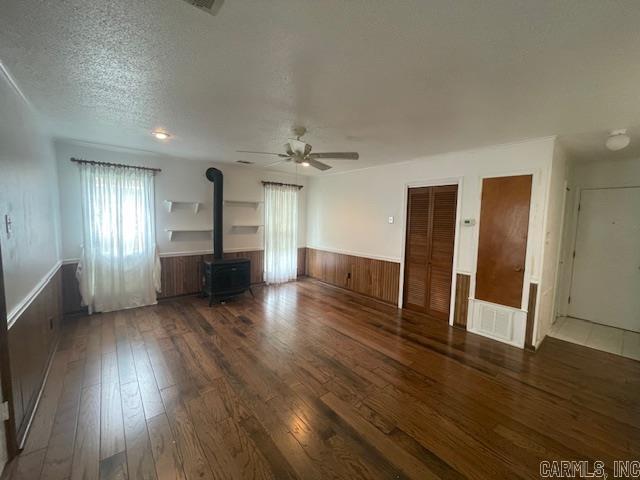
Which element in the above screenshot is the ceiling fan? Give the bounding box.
[237,127,359,171]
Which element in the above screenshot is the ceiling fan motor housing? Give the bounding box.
[287,139,309,156]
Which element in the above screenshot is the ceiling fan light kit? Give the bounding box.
[236,126,359,171]
[152,130,171,140]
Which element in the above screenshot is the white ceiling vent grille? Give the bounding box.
[182,0,224,16]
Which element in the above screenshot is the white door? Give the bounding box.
[569,187,640,331]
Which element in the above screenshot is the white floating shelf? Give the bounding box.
[224,200,262,207]
[164,200,203,214]
[165,228,212,240]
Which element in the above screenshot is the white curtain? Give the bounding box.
[264,183,299,284]
[77,163,160,313]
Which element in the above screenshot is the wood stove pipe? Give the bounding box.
[205,167,223,260]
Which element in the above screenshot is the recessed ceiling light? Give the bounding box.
[152,131,170,140]
[301,161,310,167]
[605,129,630,151]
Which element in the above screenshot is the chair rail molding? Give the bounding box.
[7,260,62,329]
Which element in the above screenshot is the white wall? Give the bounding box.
[0,63,62,472]
[0,67,61,323]
[55,140,307,261]
[555,156,640,317]
[308,137,554,276]
[534,142,569,345]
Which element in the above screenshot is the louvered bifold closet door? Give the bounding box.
[403,187,431,310]
[427,185,458,319]
[403,185,458,320]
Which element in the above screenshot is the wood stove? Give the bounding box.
[203,167,252,305]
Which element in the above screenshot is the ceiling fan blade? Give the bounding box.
[264,158,291,168]
[308,152,359,160]
[307,158,332,171]
[237,150,289,157]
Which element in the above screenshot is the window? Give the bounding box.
[77,163,160,313]
[263,183,299,284]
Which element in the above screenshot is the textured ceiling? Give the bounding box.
[1,0,640,174]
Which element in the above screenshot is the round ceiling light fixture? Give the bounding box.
[605,129,630,151]
[301,161,310,167]
[152,130,170,140]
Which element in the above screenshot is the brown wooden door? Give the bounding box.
[475,175,532,309]
[403,185,458,319]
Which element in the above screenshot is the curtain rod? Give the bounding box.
[70,157,162,173]
[261,181,303,190]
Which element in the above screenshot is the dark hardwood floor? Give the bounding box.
[3,278,639,480]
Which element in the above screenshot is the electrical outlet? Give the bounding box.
[388,216,394,224]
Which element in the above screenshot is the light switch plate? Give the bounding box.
[388,216,394,224]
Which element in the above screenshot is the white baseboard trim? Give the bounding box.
[7,260,62,329]
[156,247,308,257]
[158,250,214,258]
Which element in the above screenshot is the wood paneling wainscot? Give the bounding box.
[62,248,308,312]
[61,263,83,315]
[306,248,401,304]
[525,282,538,350]
[453,273,471,328]
[297,247,307,278]
[159,254,209,299]
[8,267,63,447]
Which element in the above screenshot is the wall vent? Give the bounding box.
[182,0,224,16]
[468,299,527,348]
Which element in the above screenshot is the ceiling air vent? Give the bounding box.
[236,160,254,165]
[182,0,224,16]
